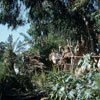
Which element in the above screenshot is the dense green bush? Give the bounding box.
[0,74,34,99]
[0,62,15,99]
[38,54,100,100]
[0,61,34,100]
[42,71,100,100]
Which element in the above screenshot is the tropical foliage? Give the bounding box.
[0,0,100,100]
[37,54,100,100]
[42,70,100,100]
[3,35,25,70]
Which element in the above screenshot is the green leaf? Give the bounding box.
[84,89,92,99]
[58,86,65,95]
[65,75,72,83]
[68,89,75,99]
[77,59,83,66]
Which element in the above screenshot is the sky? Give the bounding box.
[0,24,30,42]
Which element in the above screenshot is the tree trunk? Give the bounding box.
[82,15,94,52]
[98,0,100,12]
[90,36,94,52]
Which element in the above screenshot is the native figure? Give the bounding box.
[97,58,100,70]
[74,41,80,56]
[49,49,62,70]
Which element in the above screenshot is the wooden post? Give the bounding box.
[70,54,74,72]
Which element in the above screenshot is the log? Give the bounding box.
[2,89,45,100]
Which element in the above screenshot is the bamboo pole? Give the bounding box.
[66,56,100,58]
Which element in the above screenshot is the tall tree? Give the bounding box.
[4,35,25,69]
[0,0,100,52]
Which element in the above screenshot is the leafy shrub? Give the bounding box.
[43,71,100,100]
[0,62,15,100]
[0,61,34,99]
[77,53,96,71]
[39,54,100,100]
[0,74,34,94]
[0,62,9,81]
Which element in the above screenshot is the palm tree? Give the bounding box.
[4,35,25,70]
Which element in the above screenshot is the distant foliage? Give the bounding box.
[26,33,66,59]
[0,42,5,61]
